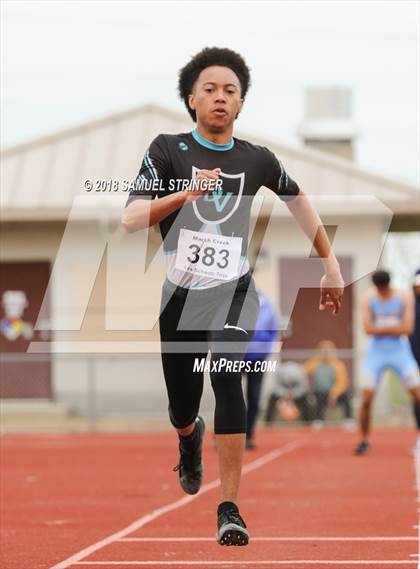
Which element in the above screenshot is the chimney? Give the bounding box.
[298,87,357,160]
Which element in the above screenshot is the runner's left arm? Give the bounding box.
[263,148,344,316]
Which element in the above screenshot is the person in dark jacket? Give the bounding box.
[243,290,279,449]
[265,361,311,424]
[410,269,420,428]
[410,269,420,363]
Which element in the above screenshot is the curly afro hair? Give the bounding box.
[372,270,391,288]
[178,47,251,122]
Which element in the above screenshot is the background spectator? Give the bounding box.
[304,340,352,427]
[265,361,311,424]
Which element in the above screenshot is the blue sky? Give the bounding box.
[1,0,419,185]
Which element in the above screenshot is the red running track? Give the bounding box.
[1,427,419,569]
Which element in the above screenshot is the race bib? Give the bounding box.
[175,228,242,281]
[375,314,400,327]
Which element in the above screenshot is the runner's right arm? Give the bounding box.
[122,136,219,233]
[123,191,186,233]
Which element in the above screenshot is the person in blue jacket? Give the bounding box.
[244,289,280,449]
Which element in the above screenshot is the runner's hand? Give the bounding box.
[319,271,344,316]
[183,168,221,203]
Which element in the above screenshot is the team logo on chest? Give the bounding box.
[203,186,233,212]
[191,166,245,224]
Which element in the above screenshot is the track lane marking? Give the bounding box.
[414,443,420,569]
[49,439,304,569]
[118,536,418,542]
[72,560,417,565]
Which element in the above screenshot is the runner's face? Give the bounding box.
[188,66,243,133]
[376,284,390,294]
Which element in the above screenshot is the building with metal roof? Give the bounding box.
[1,102,418,422]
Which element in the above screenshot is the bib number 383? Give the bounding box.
[175,228,242,281]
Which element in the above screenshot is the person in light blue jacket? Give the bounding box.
[244,290,279,449]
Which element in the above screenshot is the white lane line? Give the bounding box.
[49,439,304,569]
[73,561,417,566]
[414,442,420,569]
[119,536,418,542]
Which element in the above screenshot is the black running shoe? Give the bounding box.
[354,441,370,455]
[245,438,255,450]
[216,504,249,546]
[173,416,205,495]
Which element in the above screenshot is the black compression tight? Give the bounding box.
[159,274,259,435]
[161,351,247,434]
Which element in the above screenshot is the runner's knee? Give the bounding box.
[210,366,246,434]
[361,394,374,410]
